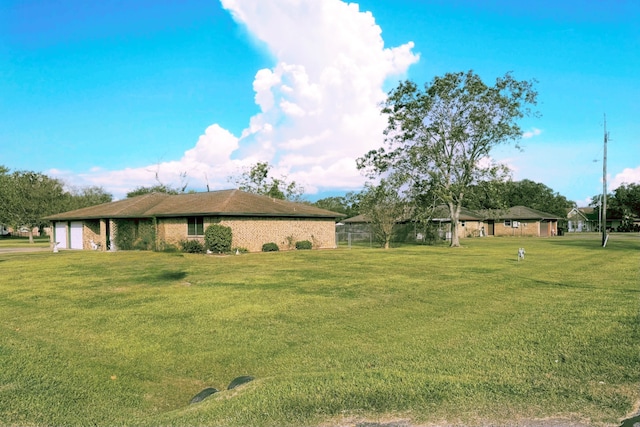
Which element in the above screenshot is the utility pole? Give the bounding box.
[602,114,608,247]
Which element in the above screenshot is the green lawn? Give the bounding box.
[0,236,50,248]
[0,234,638,426]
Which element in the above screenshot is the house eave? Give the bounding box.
[152,212,341,219]
[46,212,342,221]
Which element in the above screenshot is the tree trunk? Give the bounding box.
[449,203,461,247]
[28,229,34,244]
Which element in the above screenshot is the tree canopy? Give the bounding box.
[64,186,113,210]
[465,179,575,218]
[312,192,361,218]
[610,183,640,217]
[0,166,113,242]
[591,183,640,231]
[358,70,538,247]
[0,169,67,242]
[229,162,304,202]
[127,184,180,198]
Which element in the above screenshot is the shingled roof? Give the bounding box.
[479,206,560,220]
[45,190,344,221]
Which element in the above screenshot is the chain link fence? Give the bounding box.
[336,222,447,248]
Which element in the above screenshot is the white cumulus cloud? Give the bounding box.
[522,127,542,139]
[610,166,640,190]
[63,0,419,198]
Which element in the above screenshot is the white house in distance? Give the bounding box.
[567,207,595,232]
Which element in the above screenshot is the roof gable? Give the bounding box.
[567,207,589,220]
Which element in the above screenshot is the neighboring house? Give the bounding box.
[339,212,428,244]
[44,190,343,252]
[342,205,560,241]
[339,214,373,234]
[337,214,374,246]
[567,207,595,232]
[429,206,486,238]
[571,206,639,232]
[340,206,486,242]
[480,206,560,237]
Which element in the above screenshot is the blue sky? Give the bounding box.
[1,0,638,205]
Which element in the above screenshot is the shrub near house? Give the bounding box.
[204,224,232,253]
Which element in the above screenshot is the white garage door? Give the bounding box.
[70,221,83,249]
[54,222,67,249]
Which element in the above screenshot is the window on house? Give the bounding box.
[187,217,204,236]
[504,220,512,227]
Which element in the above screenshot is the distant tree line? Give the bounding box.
[590,183,640,232]
[0,165,112,242]
[464,179,576,219]
[312,179,576,222]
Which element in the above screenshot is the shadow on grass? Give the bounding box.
[130,270,188,285]
[155,270,188,282]
[516,277,640,294]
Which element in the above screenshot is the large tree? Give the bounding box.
[0,168,67,243]
[230,162,304,202]
[611,183,640,217]
[358,70,538,247]
[593,183,640,231]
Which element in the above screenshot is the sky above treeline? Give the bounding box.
[2,0,639,206]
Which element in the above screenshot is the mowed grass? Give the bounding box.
[0,236,50,248]
[0,234,638,426]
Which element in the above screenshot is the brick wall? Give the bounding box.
[157,217,184,245]
[157,216,336,252]
[458,220,484,238]
[493,221,540,237]
[83,220,101,250]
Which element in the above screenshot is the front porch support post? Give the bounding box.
[109,219,117,251]
[99,219,108,251]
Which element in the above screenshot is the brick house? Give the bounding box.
[44,190,343,252]
[429,205,487,238]
[341,205,560,241]
[480,206,560,237]
[340,206,487,243]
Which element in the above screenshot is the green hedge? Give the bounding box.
[261,242,279,252]
[180,240,205,254]
[114,219,155,251]
[204,224,232,253]
[295,240,312,250]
